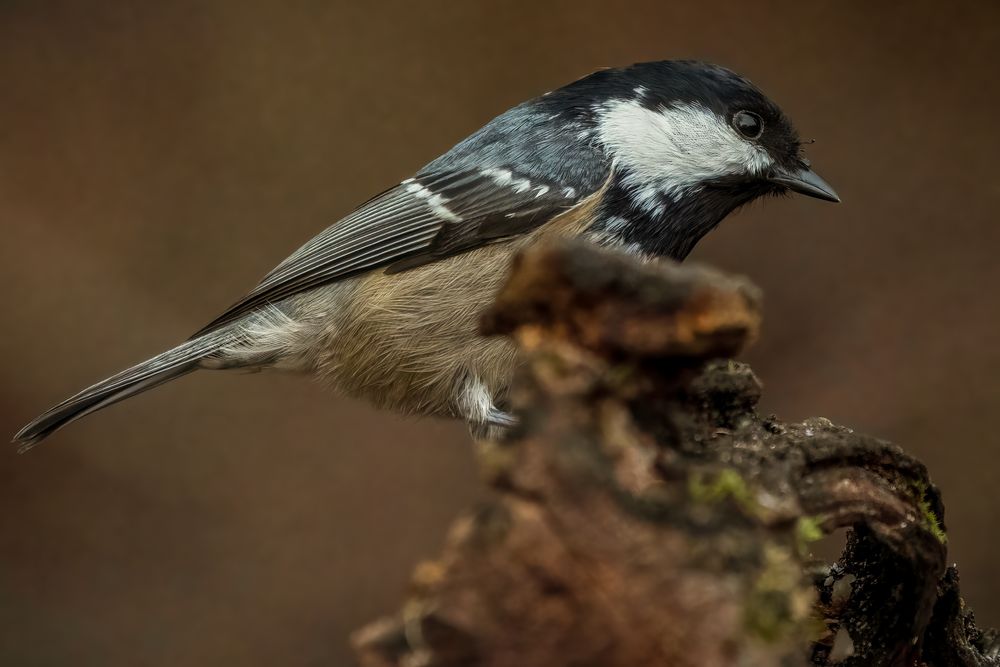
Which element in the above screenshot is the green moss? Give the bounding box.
[914,481,947,545]
[743,545,816,644]
[795,516,825,556]
[689,468,752,507]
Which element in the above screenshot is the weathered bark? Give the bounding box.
[352,240,998,667]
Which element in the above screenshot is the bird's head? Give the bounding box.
[553,61,839,258]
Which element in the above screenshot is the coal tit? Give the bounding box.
[15,60,838,449]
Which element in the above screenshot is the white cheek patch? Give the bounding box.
[595,99,773,211]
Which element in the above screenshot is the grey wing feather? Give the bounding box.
[191,168,594,337]
[192,101,612,337]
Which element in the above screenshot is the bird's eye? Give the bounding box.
[733,110,764,139]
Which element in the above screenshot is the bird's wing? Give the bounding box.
[192,167,597,336]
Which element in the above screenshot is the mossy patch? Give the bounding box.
[743,544,817,644]
[913,481,947,545]
[795,516,825,557]
[689,468,752,507]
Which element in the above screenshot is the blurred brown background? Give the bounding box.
[1,1,997,664]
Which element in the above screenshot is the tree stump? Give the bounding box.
[352,240,998,667]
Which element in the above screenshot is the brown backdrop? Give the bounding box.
[1,1,997,664]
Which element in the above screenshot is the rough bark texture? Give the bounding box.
[352,240,999,667]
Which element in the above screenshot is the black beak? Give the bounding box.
[769,165,840,203]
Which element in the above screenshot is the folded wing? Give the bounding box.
[191,167,593,336]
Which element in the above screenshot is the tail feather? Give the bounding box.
[13,330,233,452]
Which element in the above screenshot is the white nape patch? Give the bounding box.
[404,180,462,223]
[595,99,773,212]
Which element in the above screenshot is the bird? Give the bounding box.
[14,60,839,451]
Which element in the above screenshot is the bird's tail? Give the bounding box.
[13,329,235,452]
